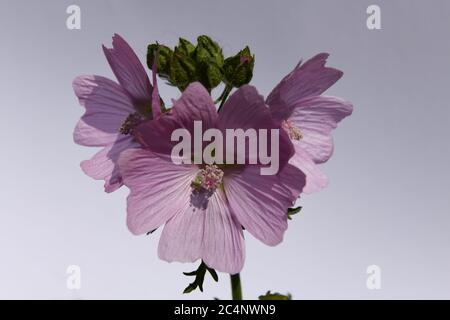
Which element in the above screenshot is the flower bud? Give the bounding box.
[223,46,254,87]
[197,61,223,90]
[195,35,224,67]
[170,45,198,90]
[194,35,224,90]
[177,38,196,57]
[147,43,173,80]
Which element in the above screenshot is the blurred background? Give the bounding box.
[0,0,449,299]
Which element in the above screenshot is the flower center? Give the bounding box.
[189,165,224,210]
[119,112,142,135]
[191,164,224,192]
[282,120,303,140]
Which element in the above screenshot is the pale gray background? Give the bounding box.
[0,0,449,299]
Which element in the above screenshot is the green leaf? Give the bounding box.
[259,291,292,300]
[183,261,219,294]
[287,206,302,220]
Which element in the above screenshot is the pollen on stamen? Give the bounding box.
[282,120,303,140]
[119,112,141,135]
[190,165,224,210]
[191,164,224,192]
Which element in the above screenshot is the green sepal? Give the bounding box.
[287,206,302,220]
[183,261,219,294]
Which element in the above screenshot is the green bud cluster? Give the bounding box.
[147,35,254,92]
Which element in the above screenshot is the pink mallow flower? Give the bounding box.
[118,82,306,274]
[73,34,160,192]
[266,53,353,194]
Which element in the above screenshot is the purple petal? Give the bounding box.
[73,75,134,137]
[135,82,218,155]
[267,53,343,121]
[218,85,294,171]
[151,50,162,119]
[102,34,152,103]
[158,189,245,274]
[218,85,270,130]
[170,82,218,134]
[73,119,117,147]
[288,96,353,163]
[223,164,305,246]
[118,148,199,235]
[290,141,328,194]
[81,135,137,193]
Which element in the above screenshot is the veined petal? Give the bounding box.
[118,148,199,235]
[170,82,218,134]
[288,96,353,163]
[223,164,305,246]
[218,85,294,171]
[290,141,328,194]
[73,75,134,136]
[267,53,343,122]
[218,85,271,131]
[102,34,152,102]
[158,189,245,274]
[134,82,218,155]
[151,50,162,119]
[202,190,245,274]
[74,119,117,147]
[80,135,136,193]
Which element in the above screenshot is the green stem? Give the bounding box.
[214,86,227,104]
[230,273,242,300]
[217,85,232,112]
